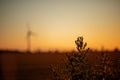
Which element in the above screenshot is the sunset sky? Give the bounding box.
[0,0,120,51]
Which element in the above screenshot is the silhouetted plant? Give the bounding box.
[50,36,90,80]
[65,36,90,80]
[93,51,115,80]
[50,36,118,80]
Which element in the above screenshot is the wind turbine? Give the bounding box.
[26,24,33,53]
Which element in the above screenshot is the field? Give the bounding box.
[0,51,120,80]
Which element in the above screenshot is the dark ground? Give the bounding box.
[0,51,120,80]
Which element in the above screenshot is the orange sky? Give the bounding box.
[0,0,120,51]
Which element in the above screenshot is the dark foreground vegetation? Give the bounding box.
[50,36,120,80]
[0,37,120,80]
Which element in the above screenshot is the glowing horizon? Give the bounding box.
[0,0,120,51]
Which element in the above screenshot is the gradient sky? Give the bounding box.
[0,0,120,51]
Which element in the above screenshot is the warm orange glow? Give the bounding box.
[0,1,120,51]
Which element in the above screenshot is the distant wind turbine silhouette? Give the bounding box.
[26,24,33,53]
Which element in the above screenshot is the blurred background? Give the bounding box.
[0,0,120,80]
[0,0,120,51]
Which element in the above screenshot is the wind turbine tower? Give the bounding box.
[27,24,32,53]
